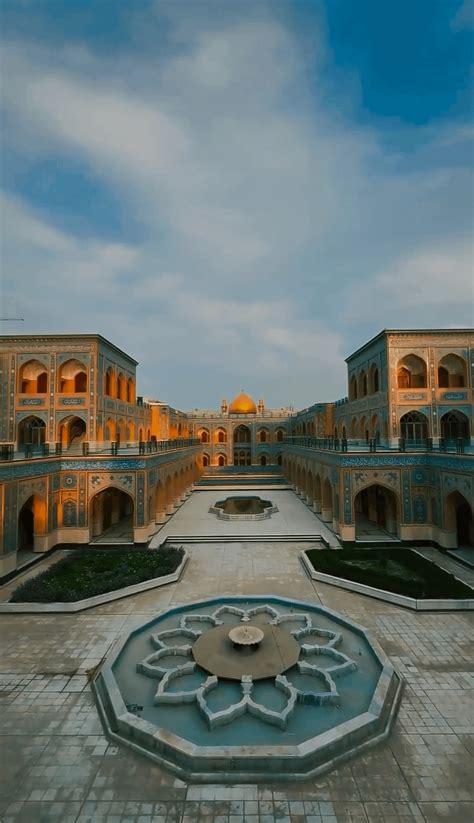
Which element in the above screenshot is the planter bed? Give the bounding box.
[302,548,474,611]
[0,547,187,613]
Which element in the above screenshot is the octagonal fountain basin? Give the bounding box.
[209,496,278,520]
[93,596,402,783]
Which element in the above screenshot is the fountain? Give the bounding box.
[93,595,402,782]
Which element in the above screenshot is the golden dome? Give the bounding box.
[228,390,257,415]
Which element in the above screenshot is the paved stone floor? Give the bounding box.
[1,490,473,822]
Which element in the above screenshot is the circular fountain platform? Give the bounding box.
[93,595,402,782]
[193,623,300,679]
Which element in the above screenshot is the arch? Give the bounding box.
[217,453,227,467]
[116,419,125,442]
[18,494,47,551]
[18,416,46,446]
[445,491,473,547]
[215,428,227,444]
[106,419,116,441]
[260,454,268,466]
[202,453,210,467]
[234,424,251,444]
[349,375,357,401]
[58,415,87,449]
[400,410,429,443]
[127,420,136,441]
[350,417,358,438]
[358,371,368,397]
[276,453,283,466]
[117,373,127,401]
[258,428,269,443]
[105,367,117,398]
[369,364,380,394]
[370,413,380,441]
[199,428,210,444]
[440,410,470,443]
[127,377,135,403]
[90,486,134,541]
[438,354,467,388]
[58,359,87,393]
[275,428,285,442]
[354,483,399,537]
[165,475,174,510]
[397,354,427,389]
[19,359,48,394]
[322,478,333,522]
[307,469,314,503]
[359,416,368,442]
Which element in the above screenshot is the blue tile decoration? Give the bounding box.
[402,469,412,523]
[412,494,427,523]
[63,499,77,527]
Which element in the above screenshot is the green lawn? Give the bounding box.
[305,548,473,600]
[10,546,184,603]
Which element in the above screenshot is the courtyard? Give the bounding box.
[0,487,473,822]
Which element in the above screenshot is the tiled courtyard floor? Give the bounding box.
[0,490,473,823]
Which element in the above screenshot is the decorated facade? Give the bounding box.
[0,328,472,575]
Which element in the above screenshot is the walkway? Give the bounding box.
[0,487,473,823]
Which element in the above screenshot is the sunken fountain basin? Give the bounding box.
[209,495,278,520]
[93,595,402,783]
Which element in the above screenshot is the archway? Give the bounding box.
[397,354,427,388]
[200,429,210,444]
[438,354,467,388]
[354,484,399,538]
[19,360,48,394]
[155,481,166,523]
[91,487,134,541]
[58,416,87,449]
[445,491,473,548]
[18,416,46,447]
[260,454,268,466]
[202,453,210,467]
[215,428,227,444]
[321,478,333,522]
[314,474,322,512]
[440,411,470,444]
[18,494,47,552]
[233,425,251,466]
[217,454,227,467]
[400,411,429,444]
[58,359,87,393]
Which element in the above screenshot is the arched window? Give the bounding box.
[217,454,226,466]
[260,454,267,466]
[277,454,282,466]
[349,375,357,400]
[397,354,427,389]
[117,373,127,401]
[200,430,209,444]
[59,359,88,393]
[202,453,210,467]
[105,367,116,397]
[438,354,467,388]
[217,429,226,443]
[127,377,135,403]
[359,372,368,397]
[19,360,48,394]
[440,411,470,442]
[400,411,429,443]
[276,429,284,442]
[18,416,46,446]
[259,429,267,443]
[369,364,379,394]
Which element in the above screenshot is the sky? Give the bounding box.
[1,0,473,410]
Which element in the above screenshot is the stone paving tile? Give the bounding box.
[0,490,473,823]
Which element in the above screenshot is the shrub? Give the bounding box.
[305,548,473,600]
[10,546,184,603]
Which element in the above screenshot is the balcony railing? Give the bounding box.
[282,436,471,455]
[0,438,201,462]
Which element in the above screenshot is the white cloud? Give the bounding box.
[0,9,472,406]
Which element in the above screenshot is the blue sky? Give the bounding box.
[1,0,472,408]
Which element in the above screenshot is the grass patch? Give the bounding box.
[305,548,473,600]
[10,546,184,603]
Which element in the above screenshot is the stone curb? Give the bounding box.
[0,551,189,614]
[300,551,474,611]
